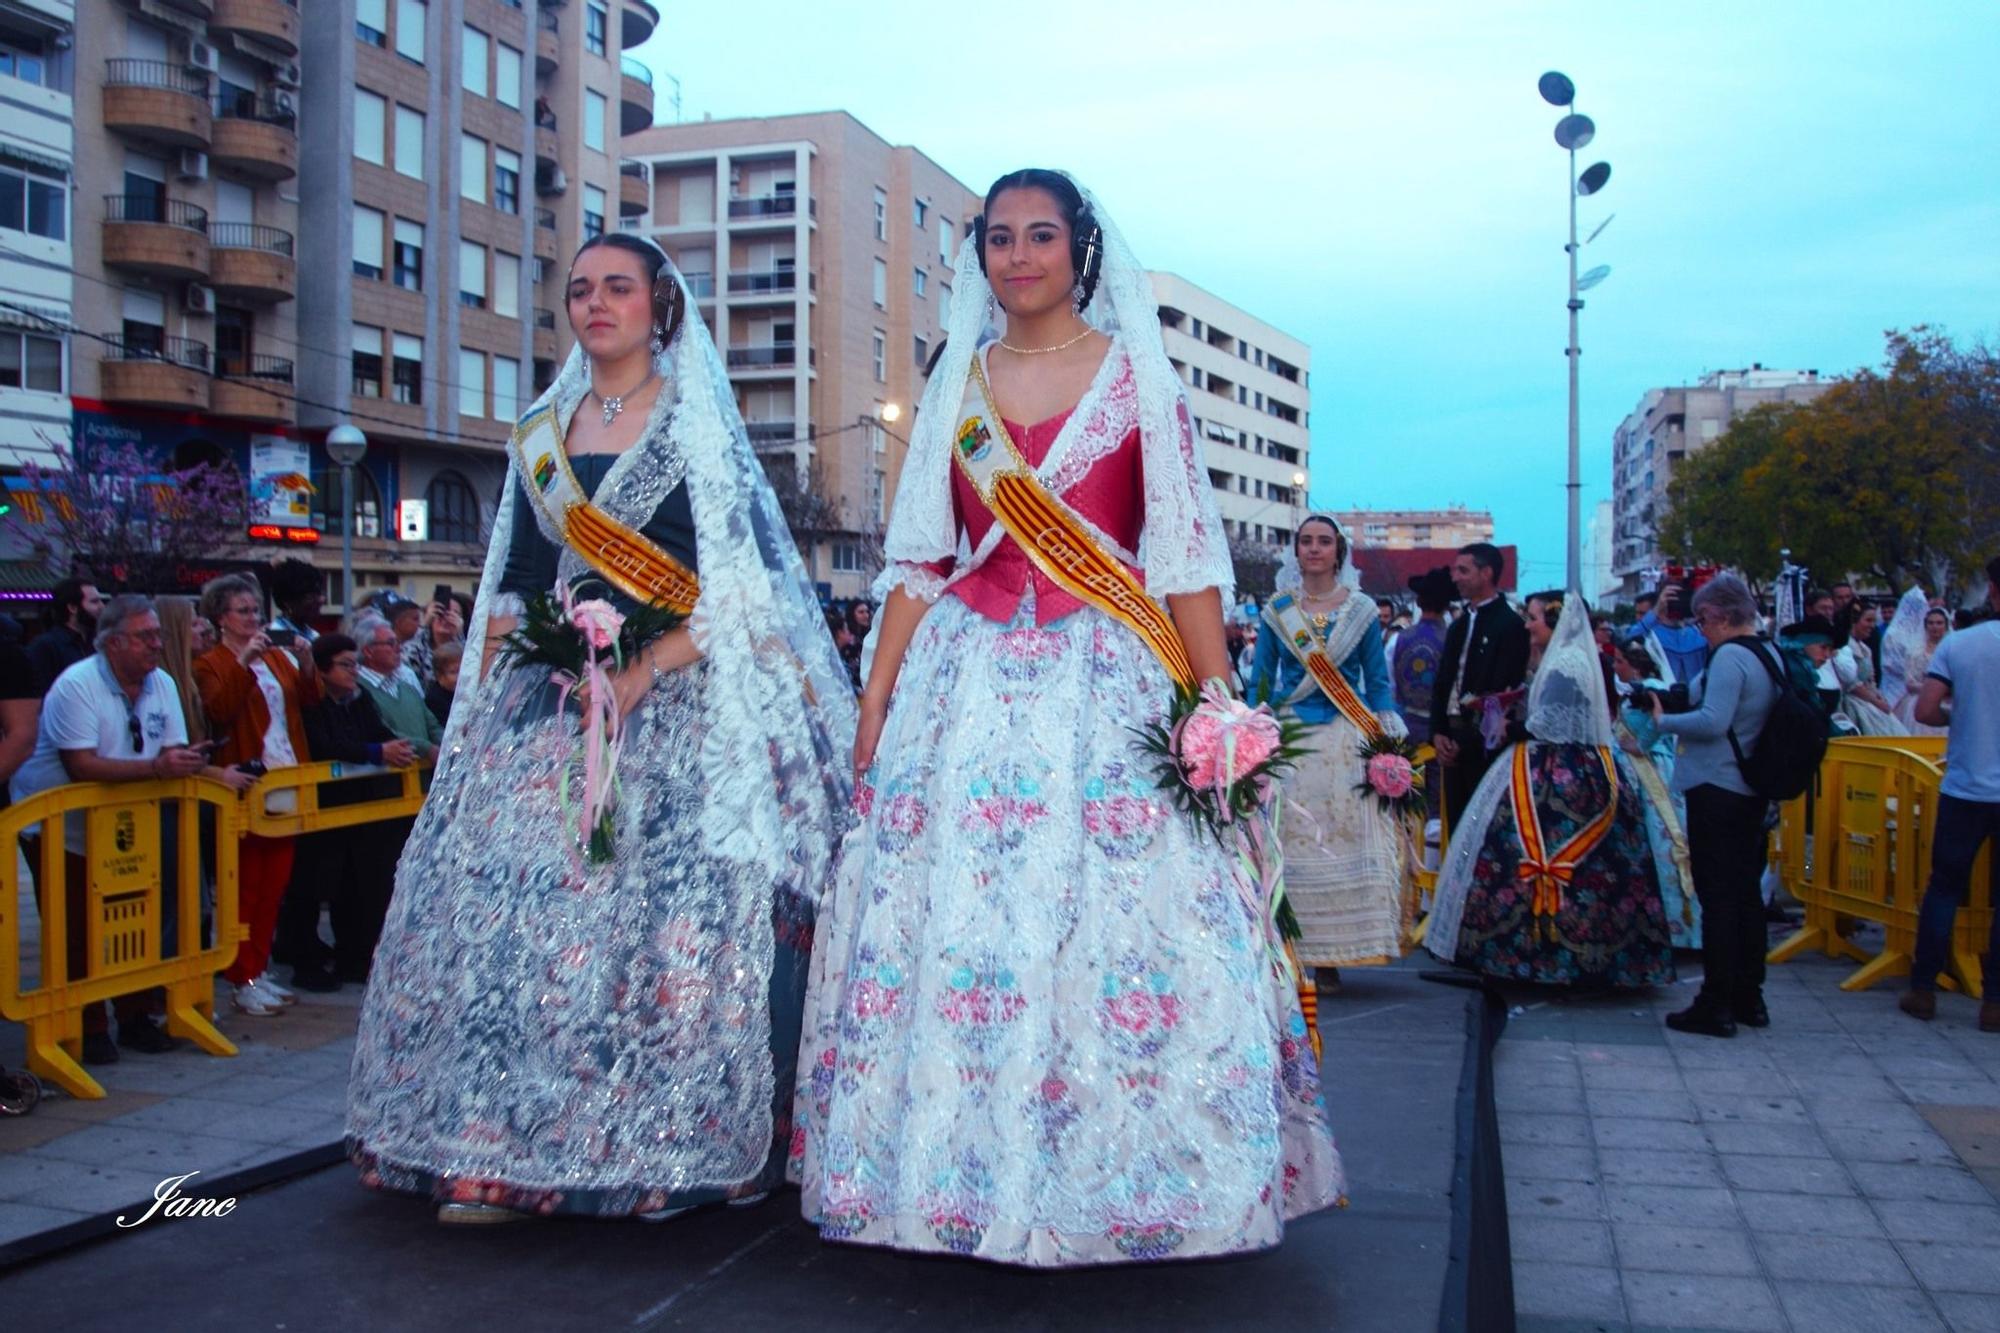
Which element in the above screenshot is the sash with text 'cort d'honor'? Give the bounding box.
[1262,593,1384,741]
[952,356,1196,688]
[508,403,700,615]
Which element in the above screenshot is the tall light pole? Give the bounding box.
[1539,71,1612,593]
[326,424,368,614]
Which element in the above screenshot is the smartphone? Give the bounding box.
[267,627,297,649]
[432,584,454,609]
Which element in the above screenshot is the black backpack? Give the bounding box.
[1721,637,1829,803]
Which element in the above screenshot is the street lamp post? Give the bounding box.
[1539,71,1613,593]
[325,424,368,614]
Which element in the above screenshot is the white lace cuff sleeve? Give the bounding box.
[486,591,525,621]
[873,561,950,604]
[1376,709,1410,741]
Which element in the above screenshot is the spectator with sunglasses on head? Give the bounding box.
[10,594,256,1064]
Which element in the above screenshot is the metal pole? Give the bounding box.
[1566,133,1582,592]
[340,461,355,616]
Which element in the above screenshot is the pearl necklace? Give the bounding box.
[999,326,1094,355]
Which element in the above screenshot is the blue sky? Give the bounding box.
[631,2,2000,587]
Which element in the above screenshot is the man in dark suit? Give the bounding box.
[1430,542,1531,828]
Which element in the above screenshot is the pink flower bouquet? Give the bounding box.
[1353,732,1426,818]
[1133,679,1308,843]
[495,579,685,864]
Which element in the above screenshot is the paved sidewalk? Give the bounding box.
[0,981,359,1243]
[1498,951,2000,1333]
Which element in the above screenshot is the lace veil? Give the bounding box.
[453,253,855,895]
[1877,585,1930,710]
[877,171,1232,606]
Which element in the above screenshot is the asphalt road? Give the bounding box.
[5,964,1466,1333]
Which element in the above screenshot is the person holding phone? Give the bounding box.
[1640,581,1710,685]
[194,573,319,1017]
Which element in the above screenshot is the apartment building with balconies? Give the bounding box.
[1154,272,1312,551]
[624,110,980,598]
[284,0,657,607]
[0,0,74,480]
[1609,364,1830,598]
[1326,507,1494,551]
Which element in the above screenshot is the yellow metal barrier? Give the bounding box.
[1,761,430,1100]
[1768,737,1990,994]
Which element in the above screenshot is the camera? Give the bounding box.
[266,628,297,649]
[1630,683,1693,715]
[233,760,268,778]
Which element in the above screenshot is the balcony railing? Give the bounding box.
[216,353,294,381]
[745,422,796,446]
[619,160,647,179]
[104,58,209,95]
[728,192,799,220]
[213,91,296,124]
[728,269,798,295]
[103,332,210,370]
[535,207,557,230]
[209,222,294,255]
[104,194,208,232]
[619,55,652,85]
[726,342,800,369]
[533,307,556,330]
[682,273,715,298]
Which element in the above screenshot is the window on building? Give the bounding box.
[313,464,383,539]
[354,88,386,165]
[913,267,927,297]
[585,1,608,54]
[392,333,423,404]
[496,43,522,108]
[425,470,480,544]
[938,284,951,328]
[912,197,927,228]
[0,330,62,393]
[873,468,886,524]
[352,205,385,279]
[872,258,886,308]
[872,187,886,242]
[458,349,485,417]
[913,334,927,367]
[355,0,387,45]
[493,250,520,319]
[493,355,520,421]
[351,323,383,397]
[0,32,52,87]
[583,185,605,241]
[460,132,487,203]
[394,0,426,63]
[459,240,487,309]
[494,147,520,214]
[939,217,951,263]
[871,330,886,382]
[584,91,606,152]
[392,217,423,290]
[393,104,425,179]
[831,543,861,574]
[0,160,67,242]
[461,25,488,96]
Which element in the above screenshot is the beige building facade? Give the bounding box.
[0,0,74,479]
[1153,272,1310,550]
[1610,365,1830,597]
[1327,507,1493,551]
[624,111,980,599]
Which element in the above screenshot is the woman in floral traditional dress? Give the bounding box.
[1426,589,1679,990]
[1248,515,1407,984]
[790,170,1342,1267]
[346,234,853,1223]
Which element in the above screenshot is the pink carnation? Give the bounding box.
[1176,690,1281,790]
[569,597,625,651]
[1366,752,1415,799]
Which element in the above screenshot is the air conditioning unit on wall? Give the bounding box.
[180,39,219,74]
[184,283,214,315]
[273,62,301,89]
[178,150,209,181]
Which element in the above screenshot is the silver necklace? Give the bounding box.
[592,373,653,426]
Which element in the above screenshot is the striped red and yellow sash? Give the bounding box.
[955,357,1195,688]
[1510,743,1620,919]
[1263,593,1384,741]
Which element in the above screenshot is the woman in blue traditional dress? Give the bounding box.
[1426,589,1679,990]
[1248,515,1408,976]
[790,170,1341,1268]
[347,234,853,1223]
[1612,641,1698,949]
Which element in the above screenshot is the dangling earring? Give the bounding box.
[1071,278,1086,312]
[650,326,667,356]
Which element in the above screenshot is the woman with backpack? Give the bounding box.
[1647,574,1795,1038]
